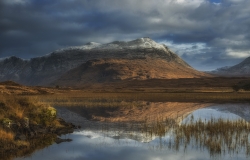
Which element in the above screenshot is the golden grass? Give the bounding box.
[138,115,250,156]
[177,118,250,156]
[15,109,24,119]
[34,91,250,108]
[0,129,14,141]
[15,140,30,147]
[0,95,64,159]
[0,95,56,125]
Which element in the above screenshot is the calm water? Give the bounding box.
[15,103,250,160]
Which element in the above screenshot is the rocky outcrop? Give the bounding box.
[2,117,76,141]
[0,117,78,159]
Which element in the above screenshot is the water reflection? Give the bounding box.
[15,103,250,160]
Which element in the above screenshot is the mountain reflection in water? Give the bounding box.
[15,103,250,160]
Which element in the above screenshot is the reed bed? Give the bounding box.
[137,115,250,157]
[139,115,177,138]
[178,118,250,155]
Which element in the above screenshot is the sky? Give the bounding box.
[1,0,250,71]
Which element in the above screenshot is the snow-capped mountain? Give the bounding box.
[0,38,209,86]
[210,57,250,76]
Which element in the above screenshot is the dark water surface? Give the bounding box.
[15,103,250,160]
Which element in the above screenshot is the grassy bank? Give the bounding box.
[36,91,250,107]
[0,95,74,160]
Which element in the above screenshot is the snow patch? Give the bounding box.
[46,38,167,56]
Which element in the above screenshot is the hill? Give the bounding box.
[0,38,210,86]
[210,57,250,76]
[0,81,54,95]
[54,58,209,87]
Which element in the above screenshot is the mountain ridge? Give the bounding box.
[210,57,250,76]
[0,37,209,86]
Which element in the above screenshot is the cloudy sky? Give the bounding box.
[1,0,250,71]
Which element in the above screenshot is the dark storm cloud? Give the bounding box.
[1,0,250,70]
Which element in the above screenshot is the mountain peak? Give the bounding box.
[128,37,156,46]
[53,38,164,54]
[110,37,154,44]
[131,37,153,42]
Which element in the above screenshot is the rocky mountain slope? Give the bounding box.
[0,38,209,86]
[54,58,209,87]
[210,57,250,76]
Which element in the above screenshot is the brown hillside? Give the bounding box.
[0,81,54,95]
[53,58,211,87]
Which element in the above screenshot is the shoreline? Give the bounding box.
[1,117,77,160]
[37,91,250,104]
[0,95,78,160]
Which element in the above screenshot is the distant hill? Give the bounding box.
[0,81,53,95]
[0,38,210,86]
[210,57,250,76]
[0,80,22,86]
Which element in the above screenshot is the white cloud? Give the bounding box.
[148,18,162,24]
[175,0,205,5]
[2,0,29,5]
[226,49,250,58]
[227,0,245,3]
[212,37,248,47]
[159,40,207,56]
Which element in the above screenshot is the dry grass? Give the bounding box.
[35,91,250,107]
[0,95,61,159]
[0,95,50,123]
[0,129,14,141]
[0,81,55,95]
[54,58,210,87]
[177,117,250,156]
[138,115,250,156]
